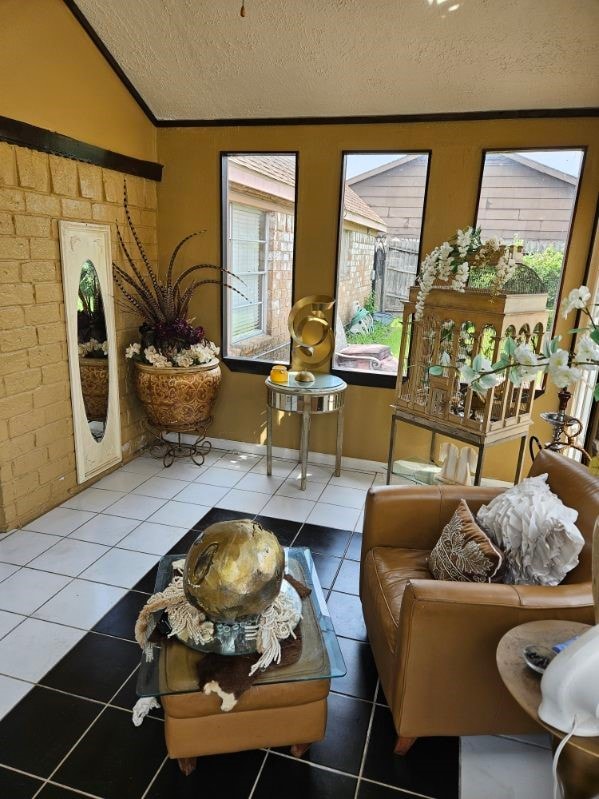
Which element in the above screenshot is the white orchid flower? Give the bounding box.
[561,285,591,319]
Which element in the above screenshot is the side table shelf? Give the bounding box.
[386,405,528,486]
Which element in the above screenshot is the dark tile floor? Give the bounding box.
[0,511,458,799]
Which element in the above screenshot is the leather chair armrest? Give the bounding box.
[403,578,593,609]
[390,578,594,737]
[362,484,505,554]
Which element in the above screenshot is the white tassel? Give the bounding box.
[249,590,302,676]
[132,697,160,726]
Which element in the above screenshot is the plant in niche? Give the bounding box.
[114,182,245,368]
[78,261,107,359]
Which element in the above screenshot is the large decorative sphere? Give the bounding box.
[183,519,284,622]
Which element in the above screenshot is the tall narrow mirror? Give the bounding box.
[78,260,109,441]
[60,222,121,483]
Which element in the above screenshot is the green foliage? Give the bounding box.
[363,291,377,315]
[347,318,403,357]
[522,245,564,310]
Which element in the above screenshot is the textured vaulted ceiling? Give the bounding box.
[73,0,599,121]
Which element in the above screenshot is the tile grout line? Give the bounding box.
[353,678,379,799]
[29,661,144,798]
[139,754,168,799]
[360,775,438,798]
[247,749,270,799]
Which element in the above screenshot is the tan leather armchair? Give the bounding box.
[360,449,599,753]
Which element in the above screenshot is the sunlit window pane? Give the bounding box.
[474,149,584,329]
[222,154,296,363]
[333,152,429,378]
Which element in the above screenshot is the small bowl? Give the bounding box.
[522,644,557,674]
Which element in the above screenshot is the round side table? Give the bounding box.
[265,372,347,490]
[497,620,599,799]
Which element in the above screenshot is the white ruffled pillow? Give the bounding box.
[476,474,584,586]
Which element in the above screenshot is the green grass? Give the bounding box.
[346,319,404,358]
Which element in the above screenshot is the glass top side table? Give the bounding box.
[265,372,347,489]
[137,547,347,698]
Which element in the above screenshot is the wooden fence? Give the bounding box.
[374,236,420,313]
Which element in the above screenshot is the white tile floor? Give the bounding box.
[0,447,555,797]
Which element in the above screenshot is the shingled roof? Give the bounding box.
[231,155,386,228]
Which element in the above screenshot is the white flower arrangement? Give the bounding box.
[78,339,108,358]
[415,227,519,321]
[439,285,599,397]
[125,339,220,369]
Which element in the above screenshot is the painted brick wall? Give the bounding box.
[0,142,158,532]
[337,228,376,326]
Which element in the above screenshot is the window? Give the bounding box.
[333,151,430,383]
[474,149,585,330]
[222,153,297,367]
[229,204,267,340]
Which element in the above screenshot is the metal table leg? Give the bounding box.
[266,404,273,476]
[300,407,311,490]
[474,445,485,486]
[429,431,436,463]
[335,404,344,477]
[386,412,397,485]
[514,435,526,484]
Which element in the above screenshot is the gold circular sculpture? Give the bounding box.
[288,295,335,380]
[183,519,285,622]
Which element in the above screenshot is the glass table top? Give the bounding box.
[266,372,347,394]
[136,547,347,698]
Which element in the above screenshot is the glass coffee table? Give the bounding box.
[137,546,346,698]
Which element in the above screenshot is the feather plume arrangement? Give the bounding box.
[113,181,247,367]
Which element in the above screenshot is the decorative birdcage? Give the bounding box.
[395,285,548,441]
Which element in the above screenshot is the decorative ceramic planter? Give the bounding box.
[133,359,222,431]
[79,357,109,421]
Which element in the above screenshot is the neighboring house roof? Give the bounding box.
[346,154,424,185]
[347,151,577,187]
[495,153,578,185]
[343,185,386,228]
[232,154,386,230]
[230,155,296,186]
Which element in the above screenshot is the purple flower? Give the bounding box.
[150,318,206,355]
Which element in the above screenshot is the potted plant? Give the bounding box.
[78,262,109,422]
[113,185,244,431]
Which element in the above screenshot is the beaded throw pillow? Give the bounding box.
[429,500,504,583]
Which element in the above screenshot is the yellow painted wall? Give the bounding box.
[157,119,599,480]
[0,0,156,161]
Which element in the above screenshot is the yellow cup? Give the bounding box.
[270,364,288,384]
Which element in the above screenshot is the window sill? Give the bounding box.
[331,367,396,389]
[222,357,288,376]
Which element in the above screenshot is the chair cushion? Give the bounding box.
[429,499,504,582]
[362,547,431,654]
[477,474,584,586]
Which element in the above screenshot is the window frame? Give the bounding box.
[331,149,432,389]
[220,151,299,375]
[472,145,588,395]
